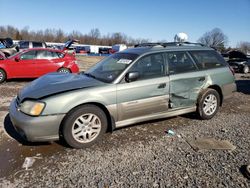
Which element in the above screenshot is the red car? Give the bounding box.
[0,48,79,83]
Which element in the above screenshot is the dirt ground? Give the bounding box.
[0,56,249,186]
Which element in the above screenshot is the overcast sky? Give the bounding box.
[1,0,250,47]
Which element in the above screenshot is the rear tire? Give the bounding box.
[61,105,108,148]
[0,69,6,83]
[197,89,220,120]
[58,67,70,73]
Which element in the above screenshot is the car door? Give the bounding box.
[35,50,62,76]
[166,51,206,108]
[11,50,38,78]
[116,53,169,121]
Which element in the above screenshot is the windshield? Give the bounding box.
[85,53,138,83]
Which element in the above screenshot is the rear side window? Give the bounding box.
[189,50,226,70]
[37,50,59,59]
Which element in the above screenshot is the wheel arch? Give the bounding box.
[59,102,115,136]
[57,67,72,73]
[0,67,7,80]
[206,85,223,106]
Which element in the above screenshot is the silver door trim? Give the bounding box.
[115,106,196,128]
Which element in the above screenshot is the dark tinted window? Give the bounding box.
[37,50,59,59]
[20,50,37,60]
[129,53,165,80]
[166,51,197,74]
[19,41,29,49]
[190,50,226,70]
[33,42,43,48]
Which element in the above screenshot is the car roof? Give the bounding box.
[21,48,62,53]
[120,43,214,56]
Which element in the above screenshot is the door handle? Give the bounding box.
[198,77,205,81]
[158,83,166,89]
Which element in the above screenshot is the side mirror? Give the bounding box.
[125,71,139,82]
[15,57,20,62]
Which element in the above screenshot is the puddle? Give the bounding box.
[0,133,66,178]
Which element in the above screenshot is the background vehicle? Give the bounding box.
[110,44,127,54]
[18,41,47,49]
[75,46,88,54]
[227,50,250,74]
[99,47,111,54]
[0,48,79,83]
[9,42,236,148]
[0,38,19,58]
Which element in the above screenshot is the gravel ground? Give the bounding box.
[0,65,249,187]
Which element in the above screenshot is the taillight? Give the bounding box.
[229,66,235,75]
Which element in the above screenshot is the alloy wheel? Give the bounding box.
[71,113,101,143]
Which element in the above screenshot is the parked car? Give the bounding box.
[9,42,236,148]
[227,50,250,74]
[0,48,79,83]
[0,38,19,58]
[62,39,79,55]
[18,41,47,49]
[110,44,127,54]
[75,46,88,54]
[99,47,111,54]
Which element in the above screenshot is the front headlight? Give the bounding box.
[20,100,45,116]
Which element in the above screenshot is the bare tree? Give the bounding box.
[0,25,151,46]
[198,28,228,51]
[237,41,250,54]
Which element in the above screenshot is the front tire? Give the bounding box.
[0,69,6,83]
[197,89,220,120]
[62,105,108,148]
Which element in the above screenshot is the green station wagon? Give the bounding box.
[9,42,236,148]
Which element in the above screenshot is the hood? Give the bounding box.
[64,39,79,49]
[18,73,104,101]
[228,50,247,60]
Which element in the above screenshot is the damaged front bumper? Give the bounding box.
[9,98,65,142]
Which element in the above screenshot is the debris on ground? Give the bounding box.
[187,138,236,151]
[166,129,175,136]
[22,156,42,170]
[22,157,36,170]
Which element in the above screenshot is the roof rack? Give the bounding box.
[134,43,163,48]
[134,42,205,48]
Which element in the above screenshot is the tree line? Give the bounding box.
[0,25,150,46]
[0,25,249,53]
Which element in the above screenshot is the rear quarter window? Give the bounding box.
[189,50,226,70]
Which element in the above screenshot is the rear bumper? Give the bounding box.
[9,99,65,142]
[222,82,237,100]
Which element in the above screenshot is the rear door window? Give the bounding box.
[33,42,43,48]
[166,51,197,74]
[189,50,226,70]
